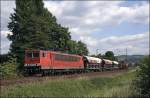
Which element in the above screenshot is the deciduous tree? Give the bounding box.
[104,51,117,60]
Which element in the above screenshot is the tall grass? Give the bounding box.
[1,70,137,97]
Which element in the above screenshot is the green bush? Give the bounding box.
[135,56,150,97]
[0,55,18,79]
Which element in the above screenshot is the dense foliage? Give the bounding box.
[90,51,117,61]
[7,0,88,72]
[0,54,9,63]
[134,56,150,97]
[0,54,18,79]
[68,40,88,55]
[103,51,117,61]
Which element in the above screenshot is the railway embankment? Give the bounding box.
[1,69,137,97]
[1,69,127,86]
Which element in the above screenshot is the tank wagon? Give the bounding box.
[24,50,125,75]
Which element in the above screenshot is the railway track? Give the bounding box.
[0,69,128,87]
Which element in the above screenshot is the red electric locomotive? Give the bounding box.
[24,50,84,75]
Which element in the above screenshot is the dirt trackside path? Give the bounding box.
[0,69,128,87]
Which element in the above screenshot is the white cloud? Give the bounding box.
[0,1,15,54]
[81,32,149,55]
[99,32,149,43]
[0,1,15,31]
[1,31,12,37]
[0,1,149,55]
[1,31,12,54]
[44,1,149,35]
[43,1,149,55]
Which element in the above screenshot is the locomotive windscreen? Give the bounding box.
[26,52,39,58]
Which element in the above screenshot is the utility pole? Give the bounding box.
[116,49,119,61]
[96,49,99,56]
[125,48,128,62]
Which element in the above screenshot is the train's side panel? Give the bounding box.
[40,51,52,69]
[50,52,84,69]
[39,51,84,70]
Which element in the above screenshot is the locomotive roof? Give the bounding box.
[50,51,82,57]
[25,50,82,57]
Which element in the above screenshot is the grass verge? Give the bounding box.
[1,69,137,97]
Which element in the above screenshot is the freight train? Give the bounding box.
[24,50,128,75]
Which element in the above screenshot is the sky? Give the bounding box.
[0,1,149,55]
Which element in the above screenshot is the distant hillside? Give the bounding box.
[116,55,145,63]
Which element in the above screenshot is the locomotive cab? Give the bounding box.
[24,50,40,65]
[24,50,41,74]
